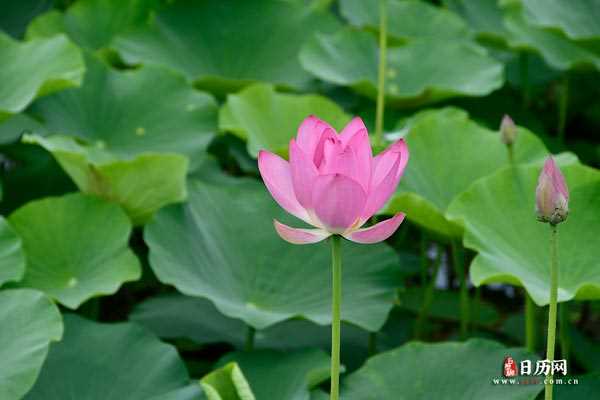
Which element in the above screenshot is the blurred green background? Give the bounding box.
[0,0,599,399]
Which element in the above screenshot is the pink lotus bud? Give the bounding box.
[536,157,569,225]
[258,115,409,244]
[500,114,517,146]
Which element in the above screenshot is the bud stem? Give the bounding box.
[374,0,388,148]
[245,326,255,351]
[545,224,559,400]
[507,144,514,165]
[525,293,537,353]
[452,240,469,340]
[473,286,481,329]
[557,77,569,145]
[414,243,443,340]
[367,332,378,356]
[519,52,530,108]
[514,149,538,354]
[420,233,428,287]
[330,235,342,400]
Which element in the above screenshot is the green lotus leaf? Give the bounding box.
[521,0,600,40]
[206,134,260,175]
[300,29,503,106]
[9,193,141,308]
[29,55,217,159]
[384,191,462,239]
[499,313,530,344]
[398,287,500,326]
[444,0,508,41]
[201,362,255,400]
[503,6,600,71]
[26,0,158,49]
[340,0,470,40]
[0,289,62,400]
[554,372,600,400]
[131,294,423,372]
[0,216,25,285]
[0,140,76,216]
[157,385,206,400]
[24,134,188,225]
[384,108,563,239]
[25,314,199,400]
[0,33,84,120]
[556,373,600,399]
[218,349,330,400]
[113,0,340,93]
[22,10,64,40]
[136,295,402,369]
[340,339,542,400]
[309,390,329,400]
[145,177,404,331]
[219,84,350,157]
[0,0,52,38]
[569,324,600,373]
[131,294,249,347]
[0,113,47,145]
[0,112,70,216]
[447,164,600,305]
[132,294,367,355]
[23,54,217,223]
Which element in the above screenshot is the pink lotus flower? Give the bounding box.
[536,156,569,225]
[258,115,409,244]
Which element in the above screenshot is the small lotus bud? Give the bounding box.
[536,157,569,225]
[500,114,517,146]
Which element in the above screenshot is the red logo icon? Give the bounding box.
[503,356,519,377]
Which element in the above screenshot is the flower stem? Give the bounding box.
[519,52,530,109]
[245,326,255,351]
[545,224,559,400]
[420,233,428,287]
[557,77,569,145]
[330,235,342,400]
[507,144,514,165]
[525,293,537,353]
[375,0,388,148]
[367,332,377,356]
[507,146,538,350]
[452,240,469,340]
[414,243,442,340]
[473,286,481,329]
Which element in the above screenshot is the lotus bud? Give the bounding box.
[500,114,517,146]
[536,157,569,225]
